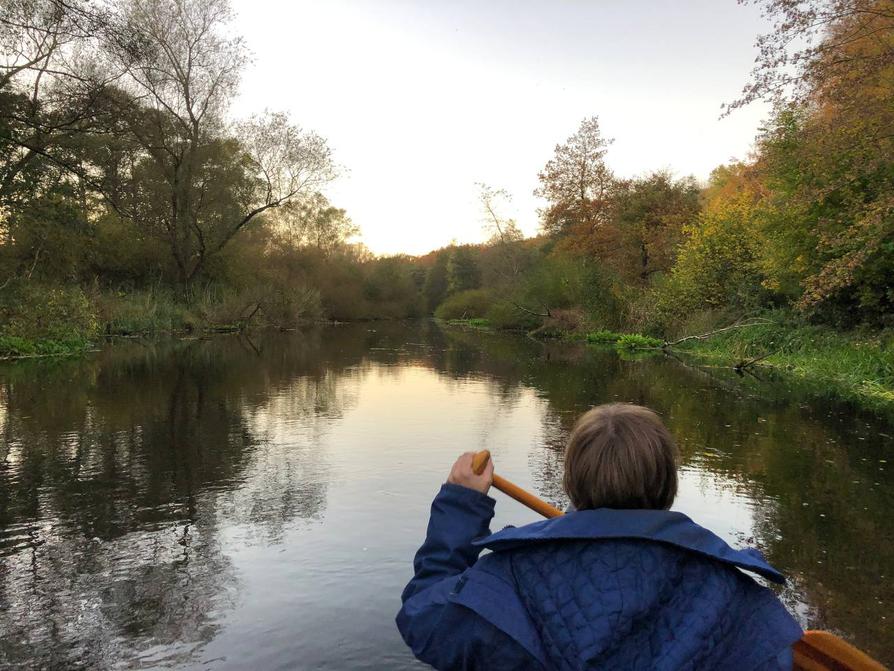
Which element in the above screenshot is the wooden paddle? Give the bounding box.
[471,449,563,518]
[470,450,886,670]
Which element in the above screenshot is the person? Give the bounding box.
[396,403,802,670]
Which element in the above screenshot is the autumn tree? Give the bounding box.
[602,171,700,284]
[734,0,894,321]
[534,116,614,240]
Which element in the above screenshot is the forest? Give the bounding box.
[1,0,892,401]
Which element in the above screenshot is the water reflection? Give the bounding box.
[0,322,891,668]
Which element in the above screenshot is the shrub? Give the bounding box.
[96,288,195,334]
[434,289,493,320]
[615,333,664,350]
[1,283,98,341]
[586,330,621,343]
[484,301,543,331]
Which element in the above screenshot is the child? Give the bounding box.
[397,403,802,670]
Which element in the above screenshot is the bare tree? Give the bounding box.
[478,183,523,277]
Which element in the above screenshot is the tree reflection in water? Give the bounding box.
[0,334,357,668]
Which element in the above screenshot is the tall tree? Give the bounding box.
[735,0,894,320]
[534,116,614,238]
[103,0,334,289]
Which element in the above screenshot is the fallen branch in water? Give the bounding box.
[735,347,781,372]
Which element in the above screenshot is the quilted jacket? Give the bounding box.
[396,484,803,670]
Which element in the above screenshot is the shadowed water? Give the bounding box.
[0,322,891,669]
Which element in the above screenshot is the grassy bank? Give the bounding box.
[575,320,894,410]
[674,322,894,409]
[442,313,894,411]
[0,335,95,359]
[0,284,284,361]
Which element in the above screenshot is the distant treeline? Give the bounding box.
[0,0,892,354]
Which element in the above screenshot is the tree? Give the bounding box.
[0,0,118,216]
[727,0,894,112]
[446,246,480,294]
[660,164,767,316]
[478,183,525,281]
[103,0,335,289]
[276,191,358,256]
[534,116,614,237]
[602,171,700,284]
[423,252,449,313]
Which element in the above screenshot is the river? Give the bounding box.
[0,322,891,669]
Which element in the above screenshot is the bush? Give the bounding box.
[434,289,493,320]
[484,301,542,331]
[586,330,621,343]
[1,283,98,341]
[615,333,664,350]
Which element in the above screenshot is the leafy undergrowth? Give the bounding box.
[585,330,663,349]
[0,335,93,359]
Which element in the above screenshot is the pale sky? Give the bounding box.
[230,0,772,256]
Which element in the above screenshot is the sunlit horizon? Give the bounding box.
[230,0,772,256]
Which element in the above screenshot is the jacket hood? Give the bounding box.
[473,507,786,584]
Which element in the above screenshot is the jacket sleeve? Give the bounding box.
[401,483,496,602]
[396,484,539,670]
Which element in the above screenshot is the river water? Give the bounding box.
[0,322,891,669]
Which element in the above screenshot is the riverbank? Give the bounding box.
[675,322,894,410]
[443,316,894,412]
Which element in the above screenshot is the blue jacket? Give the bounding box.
[397,484,802,670]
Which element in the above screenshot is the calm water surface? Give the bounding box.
[0,322,892,669]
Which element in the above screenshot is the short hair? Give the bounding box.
[563,403,678,510]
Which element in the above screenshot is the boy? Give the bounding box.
[396,403,802,670]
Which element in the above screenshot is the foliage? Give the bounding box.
[0,283,98,341]
[423,253,449,312]
[434,289,493,320]
[586,330,621,343]
[535,116,614,238]
[679,315,894,407]
[446,246,481,295]
[614,333,664,350]
[484,301,542,331]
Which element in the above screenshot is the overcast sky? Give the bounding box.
[230,0,772,255]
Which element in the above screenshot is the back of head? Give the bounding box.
[563,403,678,510]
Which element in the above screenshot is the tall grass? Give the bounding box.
[680,319,894,406]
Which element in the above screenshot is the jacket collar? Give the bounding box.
[472,508,786,584]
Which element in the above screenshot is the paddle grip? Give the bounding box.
[470,450,564,519]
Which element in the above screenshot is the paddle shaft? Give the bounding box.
[471,450,564,519]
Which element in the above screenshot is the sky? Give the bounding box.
[230,0,773,256]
